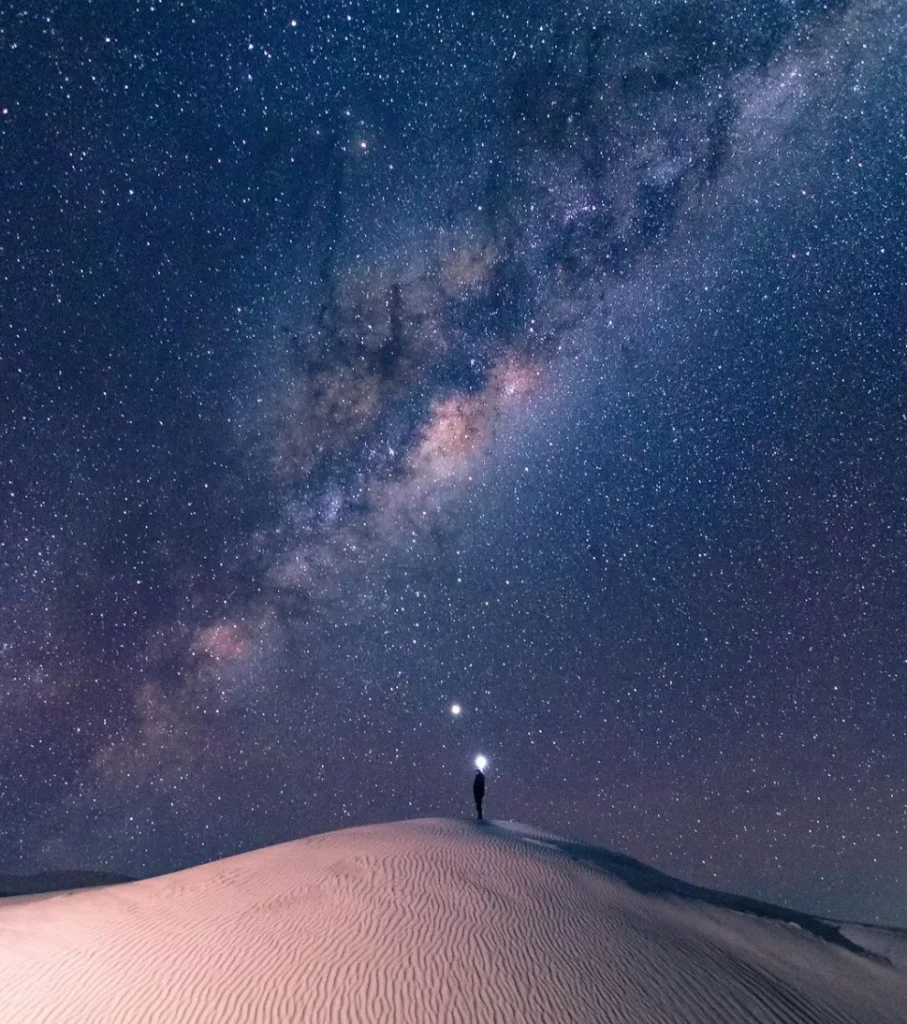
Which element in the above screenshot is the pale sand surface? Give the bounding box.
[1,818,905,1023]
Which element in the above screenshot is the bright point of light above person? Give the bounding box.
[451,703,462,716]
[475,755,488,771]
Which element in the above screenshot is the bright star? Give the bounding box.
[451,703,462,716]
[475,755,487,771]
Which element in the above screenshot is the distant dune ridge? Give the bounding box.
[0,870,133,898]
[0,819,904,1023]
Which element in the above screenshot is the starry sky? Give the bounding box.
[1,0,906,926]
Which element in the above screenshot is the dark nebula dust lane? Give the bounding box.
[1,0,905,925]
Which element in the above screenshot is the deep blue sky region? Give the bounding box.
[1,0,905,925]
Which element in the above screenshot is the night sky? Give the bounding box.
[2,0,906,926]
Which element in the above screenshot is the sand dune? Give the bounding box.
[1,818,904,1023]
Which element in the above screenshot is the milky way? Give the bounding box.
[1,0,905,924]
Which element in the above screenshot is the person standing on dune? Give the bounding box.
[473,767,486,820]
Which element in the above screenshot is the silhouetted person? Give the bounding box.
[473,768,486,820]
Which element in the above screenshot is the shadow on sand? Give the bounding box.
[481,821,902,964]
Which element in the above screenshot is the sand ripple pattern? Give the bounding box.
[1,818,905,1023]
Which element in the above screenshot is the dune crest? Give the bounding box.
[1,818,904,1023]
